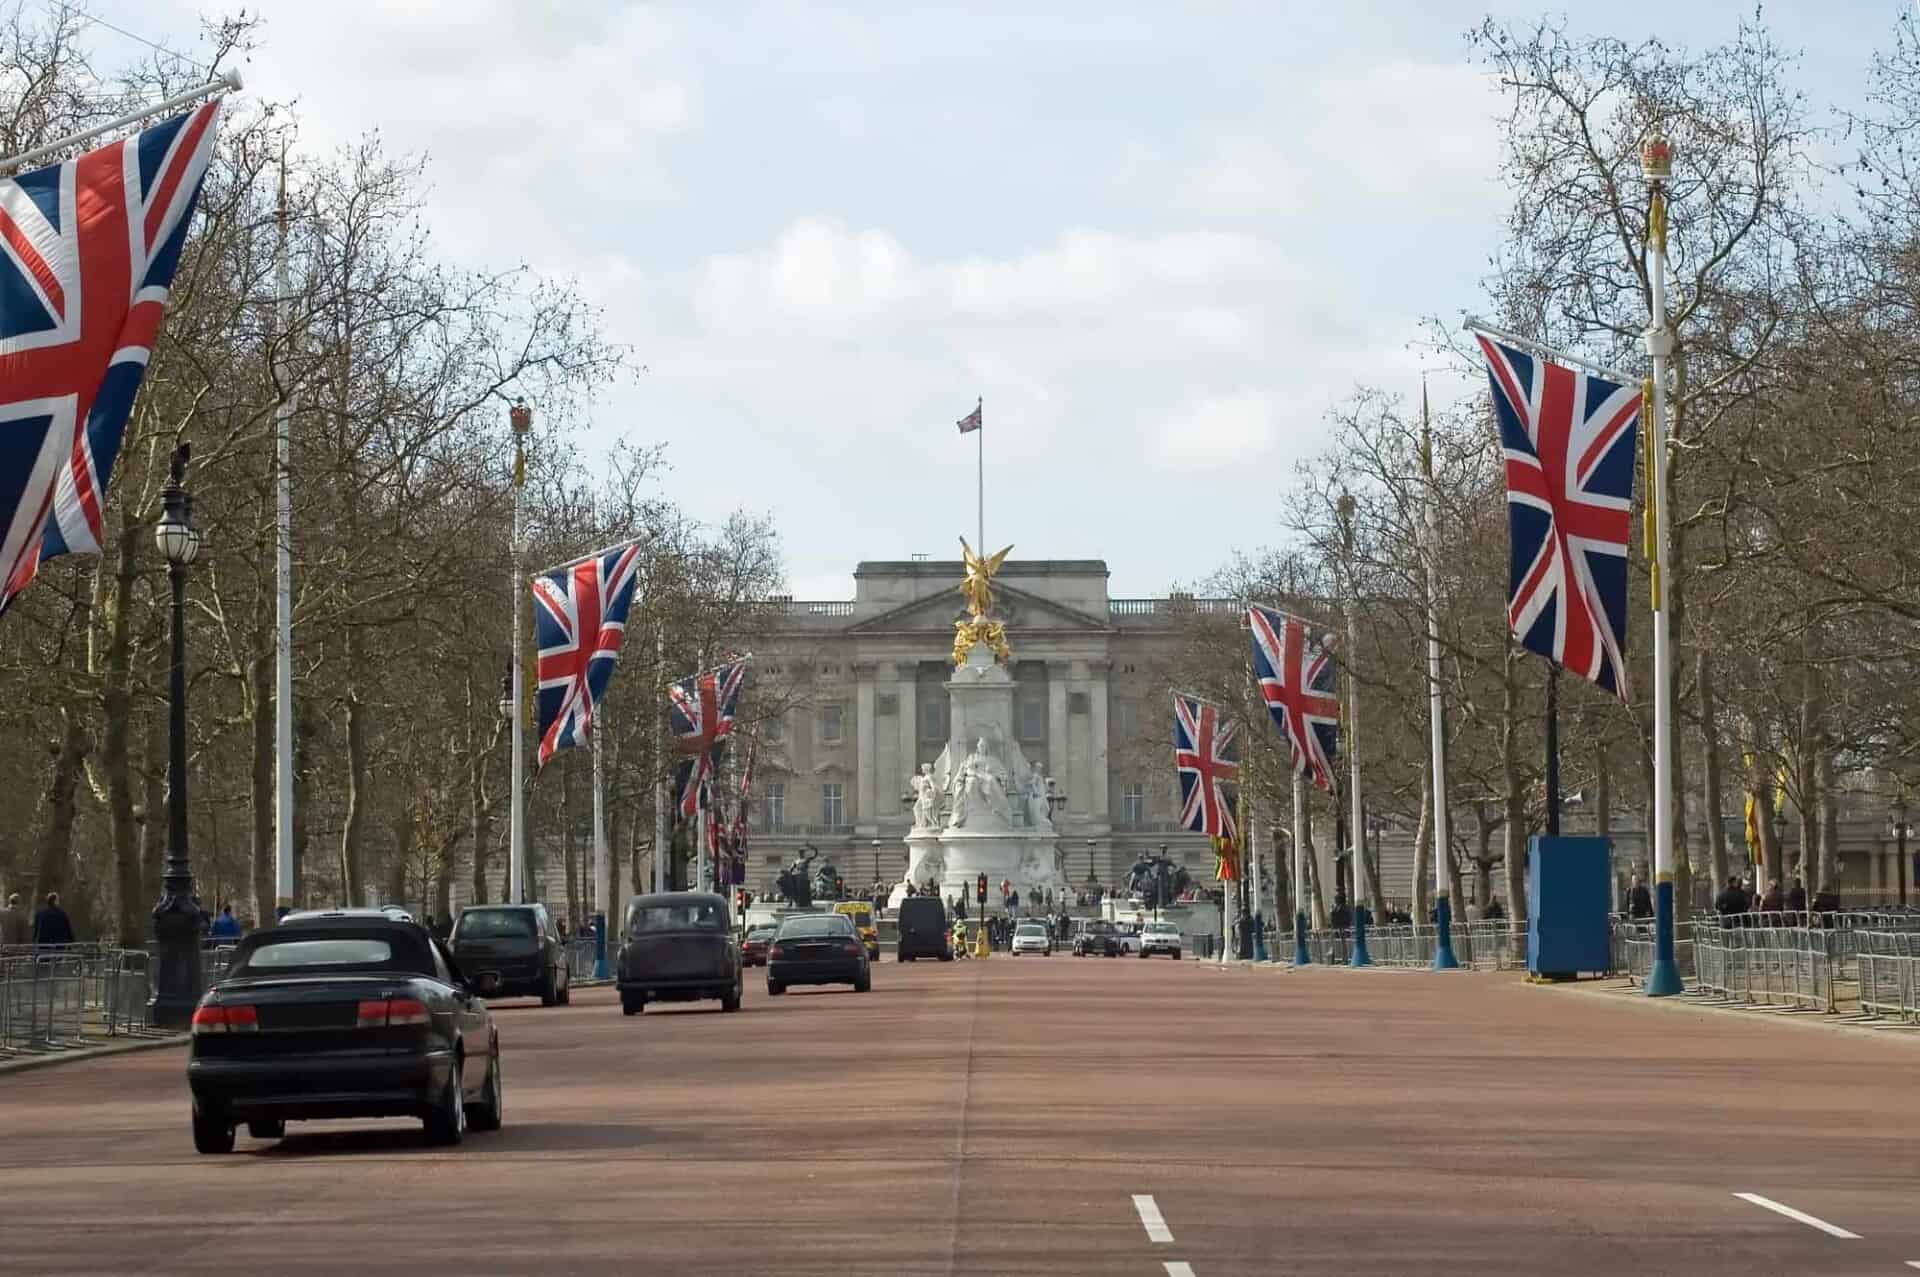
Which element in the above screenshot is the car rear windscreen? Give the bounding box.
[778,916,849,938]
[455,909,536,939]
[227,931,433,978]
[628,900,727,933]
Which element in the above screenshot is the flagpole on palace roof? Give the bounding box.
[1641,133,1684,998]
[0,70,241,174]
[272,136,298,920]
[1423,377,1461,970]
[976,396,984,556]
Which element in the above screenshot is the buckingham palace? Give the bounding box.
[739,557,1235,896]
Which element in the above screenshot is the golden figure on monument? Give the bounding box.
[952,537,1014,665]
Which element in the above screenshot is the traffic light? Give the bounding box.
[976,873,988,904]
[834,876,844,899]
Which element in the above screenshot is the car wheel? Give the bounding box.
[899,953,913,962]
[767,980,785,995]
[938,952,953,963]
[621,993,642,1016]
[1171,949,1181,960]
[246,1118,285,1141]
[468,1042,504,1131]
[854,968,871,993]
[559,972,572,1006]
[540,967,559,1007]
[721,979,742,1012]
[423,1063,467,1146]
[192,1102,234,1155]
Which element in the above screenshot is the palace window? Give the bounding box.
[764,783,786,829]
[1116,701,1137,739]
[822,783,844,828]
[1018,694,1046,742]
[821,705,844,744]
[878,692,898,715]
[920,697,947,740]
[1122,783,1144,828]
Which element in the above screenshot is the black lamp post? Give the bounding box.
[871,839,881,889]
[149,444,203,1029]
[1890,798,1910,908]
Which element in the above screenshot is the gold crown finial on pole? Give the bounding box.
[1640,132,1673,183]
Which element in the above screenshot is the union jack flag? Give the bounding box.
[673,745,721,821]
[730,737,757,854]
[667,661,746,756]
[1476,334,1642,699]
[0,101,222,613]
[1173,693,1238,840]
[530,541,642,768]
[1247,603,1340,793]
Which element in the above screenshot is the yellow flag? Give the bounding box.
[1743,792,1761,867]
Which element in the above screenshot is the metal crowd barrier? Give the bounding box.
[1613,911,1920,1012]
[1857,932,1920,1021]
[564,936,600,980]
[0,944,179,1058]
[1296,922,1528,971]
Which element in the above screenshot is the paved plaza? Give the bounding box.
[3,958,1916,1275]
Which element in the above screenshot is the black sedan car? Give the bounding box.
[767,912,871,995]
[450,902,571,1006]
[616,891,742,1015]
[186,916,501,1154]
[1073,919,1123,958]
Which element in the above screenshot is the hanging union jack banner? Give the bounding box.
[1173,693,1238,841]
[530,541,642,768]
[667,660,746,818]
[1475,333,1642,699]
[1247,603,1340,793]
[0,101,223,613]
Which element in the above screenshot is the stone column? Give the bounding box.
[895,662,919,811]
[1046,660,1070,788]
[1088,659,1110,820]
[854,662,876,832]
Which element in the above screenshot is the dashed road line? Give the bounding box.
[1132,1194,1174,1243]
[1163,1264,1196,1276]
[1732,1192,1862,1239]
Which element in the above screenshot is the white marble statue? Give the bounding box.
[909,842,946,887]
[1017,840,1053,887]
[1024,762,1054,833]
[908,763,939,831]
[946,737,1012,831]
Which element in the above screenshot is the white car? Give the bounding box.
[1010,922,1053,956]
[1139,920,1182,959]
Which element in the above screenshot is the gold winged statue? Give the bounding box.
[953,537,1014,665]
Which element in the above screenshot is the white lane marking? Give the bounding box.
[1132,1194,1174,1243]
[1164,1264,1196,1276]
[1733,1192,1862,1239]
[1904,1262,1920,1270]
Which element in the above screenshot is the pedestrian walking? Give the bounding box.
[1785,877,1807,914]
[1626,874,1653,920]
[1483,896,1507,922]
[209,903,242,940]
[1714,875,1747,917]
[0,892,28,945]
[31,892,74,948]
[1760,878,1784,913]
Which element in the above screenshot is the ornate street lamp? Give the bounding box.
[149,444,203,1029]
[1889,797,1910,908]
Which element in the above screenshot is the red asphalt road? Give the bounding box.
[2,956,1918,1275]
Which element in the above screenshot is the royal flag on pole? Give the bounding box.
[667,661,747,756]
[530,541,642,769]
[1173,693,1238,841]
[0,100,223,613]
[956,399,981,434]
[1247,603,1340,793]
[1475,334,1642,699]
[674,744,721,821]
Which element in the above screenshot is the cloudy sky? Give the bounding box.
[105,0,1902,598]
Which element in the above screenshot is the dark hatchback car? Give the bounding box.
[617,892,742,1015]
[895,895,952,962]
[741,926,776,967]
[767,912,871,995]
[186,917,501,1154]
[450,903,571,1006]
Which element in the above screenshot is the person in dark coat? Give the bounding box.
[1810,886,1840,915]
[31,892,74,947]
[1714,875,1748,917]
[1785,878,1808,913]
[1760,879,1784,913]
[209,903,242,940]
[1626,875,1654,920]
[1329,891,1352,930]
[0,892,29,946]
[1483,896,1507,922]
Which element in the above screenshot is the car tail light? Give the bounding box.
[769,944,786,960]
[190,1003,257,1035]
[842,939,863,955]
[356,997,430,1028]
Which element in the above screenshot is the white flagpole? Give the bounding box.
[653,626,667,896]
[1643,136,1682,997]
[508,403,530,904]
[1339,493,1371,966]
[272,139,296,921]
[591,712,610,977]
[976,396,984,554]
[1424,378,1459,969]
[0,70,240,174]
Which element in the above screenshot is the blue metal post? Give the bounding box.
[1432,896,1460,969]
[591,911,609,979]
[1350,901,1372,966]
[1645,879,1681,996]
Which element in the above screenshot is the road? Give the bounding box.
[4,955,1919,1275]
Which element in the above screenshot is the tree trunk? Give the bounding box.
[1411,773,1432,921]
[1302,802,1324,927]
[248,644,274,928]
[1473,802,1496,908]
[1817,745,1839,901]
[385,813,410,911]
[469,744,491,906]
[33,706,91,913]
[1748,735,1782,890]
[1697,650,1730,901]
[97,509,140,945]
[293,708,315,906]
[340,629,371,906]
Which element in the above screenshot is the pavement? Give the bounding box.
[3,955,1918,1275]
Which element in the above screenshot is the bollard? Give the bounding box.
[1350,904,1373,967]
[1293,910,1311,966]
[591,911,609,980]
[1432,897,1460,969]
